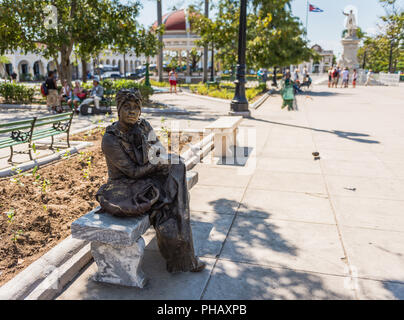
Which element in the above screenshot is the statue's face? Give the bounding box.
[119,100,141,126]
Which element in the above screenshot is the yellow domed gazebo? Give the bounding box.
[153,9,203,79]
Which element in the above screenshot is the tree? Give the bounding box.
[0,0,142,83]
[190,0,315,74]
[0,56,10,77]
[247,0,315,70]
[190,0,240,73]
[357,0,403,72]
[190,48,202,72]
[137,27,164,86]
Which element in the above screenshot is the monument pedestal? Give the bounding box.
[340,37,360,70]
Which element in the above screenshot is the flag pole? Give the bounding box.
[305,0,309,40]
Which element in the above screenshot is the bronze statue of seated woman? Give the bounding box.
[96,89,205,273]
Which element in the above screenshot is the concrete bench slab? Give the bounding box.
[71,210,150,247]
[205,116,243,158]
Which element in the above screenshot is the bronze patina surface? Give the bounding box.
[96,89,205,273]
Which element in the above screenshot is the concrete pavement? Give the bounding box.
[20,84,404,299]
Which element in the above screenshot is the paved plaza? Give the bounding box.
[38,84,402,300]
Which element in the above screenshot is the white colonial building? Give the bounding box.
[0,8,208,82]
[0,48,155,81]
[291,44,334,74]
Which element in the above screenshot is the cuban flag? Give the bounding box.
[309,4,324,12]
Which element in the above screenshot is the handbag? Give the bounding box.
[96,180,160,217]
[77,92,86,99]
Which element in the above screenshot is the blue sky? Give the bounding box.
[136,0,399,57]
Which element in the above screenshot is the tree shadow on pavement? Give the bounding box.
[303,91,348,97]
[271,89,344,97]
[209,199,297,256]
[200,198,353,299]
[251,118,380,144]
[381,280,404,300]
[202,261,353,299]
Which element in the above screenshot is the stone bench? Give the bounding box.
[205,116,243,158]
[71,171,198,288]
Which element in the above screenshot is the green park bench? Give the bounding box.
[0,111,74,163]
[206,80,220,88]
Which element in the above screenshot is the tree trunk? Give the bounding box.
[57,43,73,84]
[272,66,277,86]
[123,53,126,77]
[388,39,394,73]
[82,59,88,83]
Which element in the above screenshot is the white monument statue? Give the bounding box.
[343,10,357,38]
[339,8,360,70]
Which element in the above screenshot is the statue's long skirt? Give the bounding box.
[147,160,199,273]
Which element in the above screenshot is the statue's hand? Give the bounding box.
[156,162,170,175]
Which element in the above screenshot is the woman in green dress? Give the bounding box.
[280,71,295,111]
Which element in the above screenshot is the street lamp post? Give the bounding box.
[203,0,209,83]
[230,0,250,117]
[157,0,163,82]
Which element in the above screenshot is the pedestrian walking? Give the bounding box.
[331,67,338,88]
[293,69,300,85]
[280,72,296,111]
[303,67,309,81]
[335,66,341,87]
[352,69,357,88]
[169,69,178,94]
[365,69,373,86]
[45,71,60,114]
[341,67,349,88]
[328,67,333,88]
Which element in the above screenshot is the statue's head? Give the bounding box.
[116,89,143,126]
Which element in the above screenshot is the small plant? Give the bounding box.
[5,208,15,223]
[78,151,86,162]
[32,143,38,154]
[10,167,24,186]
[62,150,71,159]
[41,178,51,193]
[30,165,42,186]
[11,230,24,243]
[83,155,92,179]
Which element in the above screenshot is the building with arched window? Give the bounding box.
[153,9,205,78]
[0,49,157,81]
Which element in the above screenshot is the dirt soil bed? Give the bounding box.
[0,125,202,286]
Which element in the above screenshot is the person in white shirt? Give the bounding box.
[293,69,300,83]
[365,69,373,86]
[341,67,350,88]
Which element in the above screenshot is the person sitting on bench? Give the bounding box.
[81,79,104,109]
